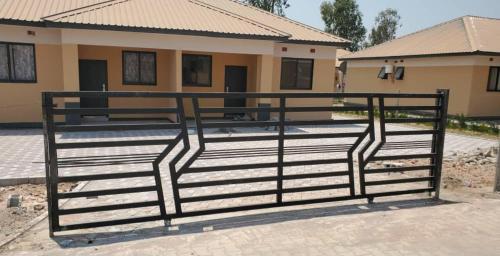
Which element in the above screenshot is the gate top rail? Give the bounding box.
[42,91,442,99]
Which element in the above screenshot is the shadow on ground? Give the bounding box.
[52,197,458,248]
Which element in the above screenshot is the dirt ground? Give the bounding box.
[0,183,76,242]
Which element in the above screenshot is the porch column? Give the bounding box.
[256,54,274,120]
[61,44,80,124]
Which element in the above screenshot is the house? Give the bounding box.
[0,0,350,126]
[340,16,500,119]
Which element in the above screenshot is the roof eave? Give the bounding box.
[0,19,46,27]
[283,39,351,47]
[44,21,289,41]
[339,51,500,61]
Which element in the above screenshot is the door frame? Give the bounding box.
[78,59,109,110]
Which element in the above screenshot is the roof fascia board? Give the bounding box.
[340,51,500,61]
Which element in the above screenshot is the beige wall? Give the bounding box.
[468,66,500,117]
[0,44,64,123]
[78,45,178,120]
[345,65,475,115]
[271,57,336,120]
[181,51,258,117]
[345,56,500,117]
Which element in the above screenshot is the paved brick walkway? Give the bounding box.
[0,121,497,180]
[1,191,500,255]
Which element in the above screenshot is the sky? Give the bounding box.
[286,0,500,37]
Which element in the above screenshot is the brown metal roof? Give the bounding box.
[0,0,350,45]
[342,16,500,60]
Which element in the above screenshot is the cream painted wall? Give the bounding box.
[271,57,336,120]
[345,66,475,115]
[181,51,258,117]
[0,44,64,123]
[468,66,500,117]
[78,45,178,120]
[345,55,500,117]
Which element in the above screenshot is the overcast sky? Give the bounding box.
[286,0,500,37]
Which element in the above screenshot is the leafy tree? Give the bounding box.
[367,8,401,47]
[245,0,290,16]
[320,0,366,51]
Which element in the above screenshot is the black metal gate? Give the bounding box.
[42,90,448,236]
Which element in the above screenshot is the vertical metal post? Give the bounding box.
[41,93,54,237]
[379,97,386,143]
[358,96,375,196]
[494,141,500,192]
[277,96,286,204]
[192,97,205,151]
[43,94,60,236]
[434,89,449,199]
[429,91,441,195]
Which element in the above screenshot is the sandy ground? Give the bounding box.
[0,183,76,241]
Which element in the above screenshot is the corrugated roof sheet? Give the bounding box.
[0,0,350,45]
[342,16,500,60]
[0,0,107,22]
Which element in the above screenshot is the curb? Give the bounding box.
[0,177,45,187]
[0,181,89,250]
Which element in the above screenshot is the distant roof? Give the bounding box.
[0,0,350,46]
[335,49,351,67]
[341,16,500,60]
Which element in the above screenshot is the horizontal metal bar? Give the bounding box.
[57,215,164,231]
[58,201,160,215]
[58,153,159,161]
[285,119,369,126]
[365,188,434,198]
[205,135,277,143]
[385,130,438,136]
[283,184,350,193]
[384,106,439,111]
[58,186,158,199]
[285,132,365,140]
[283,171,350,180]
[179,189,277,203]
[365,177,434,186]
[283,159,348,166]
[199,107,281,113]
[285,106,369,112]
[178,176,278,188]
[365,165,434,174]
[58,171,155,182]
[371,153,436,161]
[52,107,178,115]
[56,139,173,149]
[199,145,353,159]
[45,91,441,99]
[384,118,439,123]
[202,121,279,128]
[55,123,180,132]
[184,162,278,173]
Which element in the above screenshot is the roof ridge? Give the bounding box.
[462,16,479,52]
[190,0,290,37]
[42,0,128,21]
[229,0,350,43]
[347,16,469,57]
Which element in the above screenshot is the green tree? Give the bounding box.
[245,0,290,16]
[367,8,401,47]
[320,0,366,51]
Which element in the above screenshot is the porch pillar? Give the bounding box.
[61,44,80,124]
[256,55,274,120]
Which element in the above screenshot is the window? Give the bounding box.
[395,67,405,80]
[182,54,212,86]
[487,67,500,92]
[0,42,36,83]
[377,67,388,79]
[122,51,156,85]
[280,58,314,90]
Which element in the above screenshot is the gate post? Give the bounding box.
[494,141,500,192]
[434,89,449,199]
